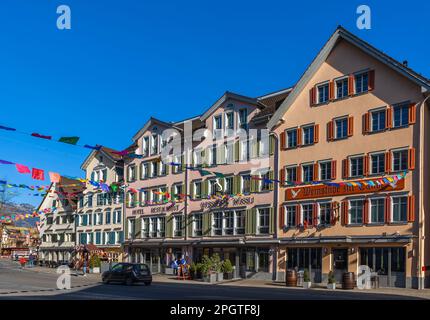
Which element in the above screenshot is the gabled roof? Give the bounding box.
[80,146,123,171]
[132,117,182,142]
[268,26,430,130]
[200,91,264,121]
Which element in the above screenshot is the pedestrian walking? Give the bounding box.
[83,259,87,276]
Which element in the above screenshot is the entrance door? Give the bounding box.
[332,249,348,283]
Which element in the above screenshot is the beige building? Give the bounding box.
[268,26,430,288]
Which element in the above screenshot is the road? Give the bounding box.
[0,258,427,300]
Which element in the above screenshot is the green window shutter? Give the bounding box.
[202,180,208,198]
[252,208,257,234]
[187,215,194,237]
[165,163,169,175]
[234,141,240,162]
[250,176,258,193]
[233,175,240,194]
[269,207,275,234]
[269,171,274,191]
[190,182,195,200]
[125,218,129,239]
[251,140,258,159]
[203,212,212,236]
[166,215,173,238]
[170,185,175,200]
[134,218,141,239]
[269,135,275,156]
[245,209,252,235]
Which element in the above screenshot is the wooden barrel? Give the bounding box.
[342,272,355,290]
[286,269,298,287]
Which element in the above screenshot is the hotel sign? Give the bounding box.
[131,204,180,216]
[285,179,405,201]
[200,196,254,210]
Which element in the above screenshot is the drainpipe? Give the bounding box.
[271,130,280,281]
[418,93,430,289]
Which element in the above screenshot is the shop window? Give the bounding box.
[258,250,270,272]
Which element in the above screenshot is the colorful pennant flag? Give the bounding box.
[15,164,31,174]
[49,172,61,183]
[32,168,45,181]
[31,133,52,140]
[84,144,102,150]
[59,136,80,145]
[0,125,16,131]
[0,159,14,165]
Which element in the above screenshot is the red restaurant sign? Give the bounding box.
[285,179,405,201]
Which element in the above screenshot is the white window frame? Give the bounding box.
[369,197,385,224]
[391,195,408,223]
[392,148,408,172]
[370,152,385,175]
[317,82,329,104]
[335,77,349,99]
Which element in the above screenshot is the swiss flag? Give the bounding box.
[32,168,45,181]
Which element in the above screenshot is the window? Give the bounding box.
[79,196,84,208]
[127,219,135,239]
[355,72,369,94]
[392,196,408,222]
[393,104,409,128]
[350,156,364,177]
[302,125,314,145]
[174,215,183,237]
[225,112,234,130]
[128,166,136,181]
[105,210,111,224]
[194,214,202,236]
[371,153,385,175]
[302,164,314,183]
[141,218,149,238]
[258,208,270,234]
[211,145,217,166]
[87,195,93,208]
[158,217,165,237]
[371,109,386,132]
[285,206,296,227]
[260,172,271,192]
[150,217,158,237]
[302,204,313,226]
[151,162,158,178]
[194,181,202,199]
[392,150,408,172]
[95,232,101,245]
[335,117,348,139]
[317,83,329,103]
[113,209,121,224]
[225,143,234,164]
[238,109,248,130]
[213,115,222,139]
[319,161,332,181]
[213,212,223,236]
[140,190,149,205]
[239,140,249,161]
[141,163,149,179]
[224,211,234,235]
[349,200,364,224]
[174,185,183,200]
[241,174,251,194]
[286,129,297,148]
[151,135,159,155]
[286,166,297,183]
[225,177,233,195]
[160,162,167,175]
[319,203,331,225]
[336,78,348,99]
[370,198,385,223]
[97,212,103,225]
[235,210,245,235]
[209,179,219,196]
[142,136,149,156]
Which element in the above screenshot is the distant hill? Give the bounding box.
[0,202,39,227]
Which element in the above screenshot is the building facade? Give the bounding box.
[268,27,430,288]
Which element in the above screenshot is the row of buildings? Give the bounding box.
[37,26,430,289]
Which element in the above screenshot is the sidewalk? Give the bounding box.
[23,265,101,280]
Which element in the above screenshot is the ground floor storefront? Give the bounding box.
[38,247,74,264]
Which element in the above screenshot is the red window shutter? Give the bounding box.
[408,195,415,223]
[408,148,416,170]
[385,151,392,173]
[297,128,302,146]
[341,200,349,225]
[385,196,391,224]
[348,74,355,96]
[327,120,334,141]
[363,112,370,134]
[409,103,417,125]
[314,124,319,144]
[279,205,285,229]
[309,87,316,106]
[363,198,369,224]
[296,166,302,183]
[368,70,375,91]
[280,168,286,186]
[330,202,338,225]
[347,116,354,137]
[280,131,286,150]
[313,163,319,181]
[342,159,349,179]
[331,160,337,180]
[312,203,318,226]
[364,155,370,176]
[295,204,301,226]
[329,81,335,100]
[386,107,393,129]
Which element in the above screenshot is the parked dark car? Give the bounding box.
[102,263,152,286]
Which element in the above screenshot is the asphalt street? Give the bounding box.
[0,259,427,300]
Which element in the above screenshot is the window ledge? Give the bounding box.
[366,223,385,226]
[346,223,364,227]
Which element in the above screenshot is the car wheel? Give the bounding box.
[125,277,133,286]
[102,277,109,284]
[144,281,151,286]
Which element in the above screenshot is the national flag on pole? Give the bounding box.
[32,168,45,181]
[49,172,61,183]
[59,136,80,145]
[15,164,31,174]
[31,133,52,140]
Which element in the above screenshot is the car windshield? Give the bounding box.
[134,264,149,272]
[111,263,124,271]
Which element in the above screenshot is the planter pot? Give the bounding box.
[217,272,224,282]
[203,273,217,283]
[223,272,234,280]
[327,283,336,290]
[91,267,100,274]
[303,281,312,289]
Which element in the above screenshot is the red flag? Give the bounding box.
[49,172,61,183]
[32,168,45,180]
[31,133,52,140]
[15,164,31,174]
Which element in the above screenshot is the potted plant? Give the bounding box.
[222,259,234,280]
[89,255,101,274]
[211,253,223,281]
[195,263,203,279]
[201,255,216,283]
[189,263,197,280]
[302,268,312,289]
[327,271,336,289]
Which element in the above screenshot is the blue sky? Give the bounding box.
[0,0,428,207]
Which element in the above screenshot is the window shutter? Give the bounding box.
[269,171,275,191]
[385,196,391,224]
[363,112,370,134]
[386,107,393,129]
[408,148,416,170]
[313,163,319,181]
[408,195,415,223]
[189,182,195,200]
[331,160,337,180]
[363,198,369,224]
[280,131,286,150]
[309,87,316,106]
[409,103,417,125]
[202,213,211,236]
[368,70,375,91]
[279,205,285,229]
[385,151,392,173]
[295,204,301,227]
[314,124,319,144]
[312,203,318,226]
[297,128,302,146]
[330,202,338,226]
[187,215,194,238]
[329,81,335,100]
[233,175,240,194]
[269,135,275,155]
[347,116,354,137]
[327,120,334,141]
[202,180,208,198]
[364,155,370,176]
[341,200,348,225]
[296,166,302,183]
[342,159,349,179]
[250,176,258,193]
[280,167,286,186]
[348,74,354,96]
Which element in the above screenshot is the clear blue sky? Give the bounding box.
[0,0,428,207]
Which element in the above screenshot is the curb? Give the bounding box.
[0,283,97,296]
